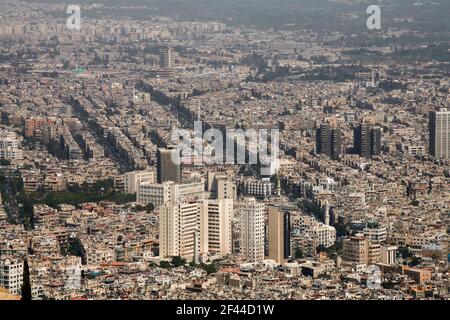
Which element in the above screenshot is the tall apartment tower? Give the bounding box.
[206,171,237,200]
[267,207,290,264]
[429,109,450,159]
[316,123,341,160]
[159,198,233,260]
[330,128,342,160]
[354,123,381,158]
[160,48,173,69]
[354,123,371,158]
[370,127,382,156]
[159,201,200,259]
[199,199,234,257]
[237,198,266,262]
[157,147,181,183]
[316,123,331,156]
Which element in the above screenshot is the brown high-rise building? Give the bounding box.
[267,207,290,264]
[354,123,381,158]
[157,147,181,183]
[316,123,341,160]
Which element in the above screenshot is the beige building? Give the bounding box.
[368,242,382,265]
[199,199,234,257]
[382,245,397,265]
[342,236,369,265]
[159,201,200,260]
[267,207,288,264]
[86,248,114,265]
[363,226,387,243]
[0,288,20,300]
[207,171,237,200]
[160,198,234,260]
[236,198,266,262]
[137,180,205,209]
[124,170,156,194]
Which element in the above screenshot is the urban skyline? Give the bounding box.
[0,0,448,304]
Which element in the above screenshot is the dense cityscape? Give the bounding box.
[0,0,449,302]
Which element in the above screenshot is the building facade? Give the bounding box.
[429,108,449,159]
[157,148,181,183]
[124,170,156,194]
[236,198,266,262]
[267,207,290,264]
[0,130,23,160]
[137,180,204,209]
[0,257,24,295]
[316,123,341,160]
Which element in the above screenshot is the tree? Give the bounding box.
[399,246,413,259]
[133,203,155,213]
[316,245,327,253]
[21,259,32,300]
[65,238,87,265]
[411,200,420,207]
[171,256,186,268]
[409,256,422,267]
[382,281,396,289]
[294,247,303,259]
[201,263,217,275]
[144,203,155,213]
[21,198,35,230]
[159,261,171,268]
[27,240,34,255]
[0,159,11,166]
[91,178,114,193]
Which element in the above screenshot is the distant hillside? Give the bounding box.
[23,0,450,32]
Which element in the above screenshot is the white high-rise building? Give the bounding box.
[0,130,23,161]
[236,197,266,262]
[124,170,156,194]
[159,198,234,260]
[199,199,234,257]
[137,180,205,209]
[0,257,24,295]
[160,201,199,259]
